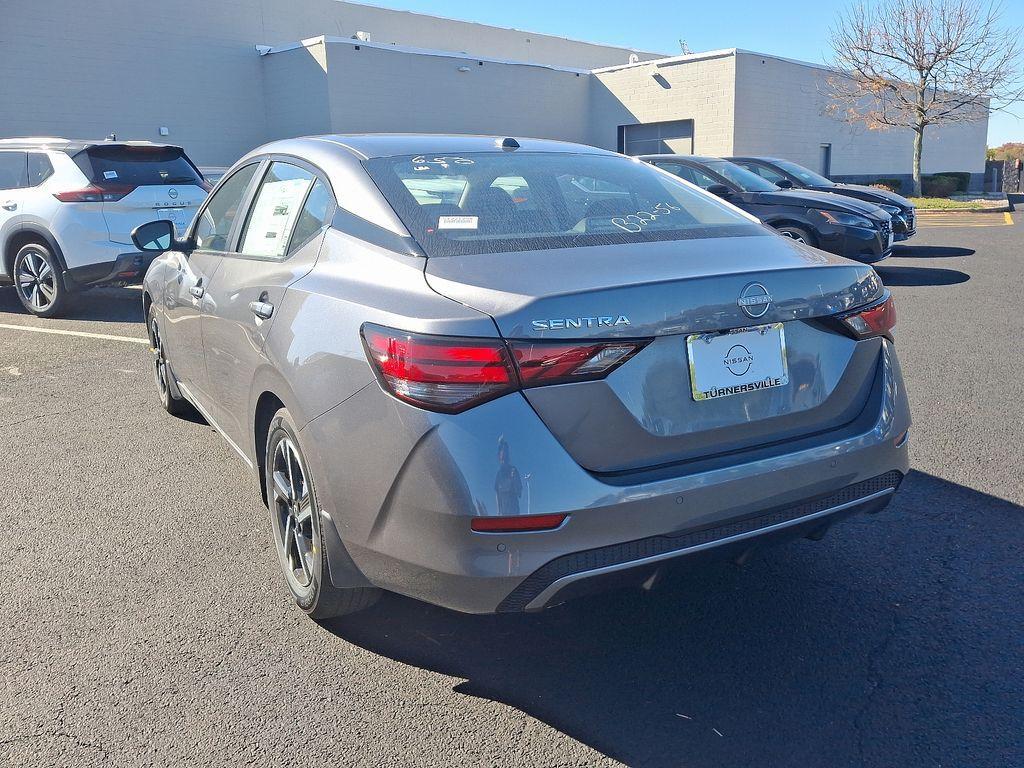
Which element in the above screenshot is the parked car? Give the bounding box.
[0,138,208,317]
[641,155,894,263]
[728,156,916,241]
[136,135,910,619]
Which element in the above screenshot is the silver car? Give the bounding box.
[135,135,910,619]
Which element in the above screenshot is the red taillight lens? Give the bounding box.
[361,324,517,412]
[471,513,567,533]
[54,183,136,203]
[510,340,649,386]
[840,294,896,340]
[362,324,650,413]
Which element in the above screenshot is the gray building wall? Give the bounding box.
[321,41,592,140]
[731,51,988,186]
[589,52,737,154]
[0,0,658,166]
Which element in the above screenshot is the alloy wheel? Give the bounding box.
[15,249,57,312]
[780,231,806,244]
[272,438,315,590]
[148,318,169,399]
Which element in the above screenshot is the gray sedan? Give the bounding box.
[134,135,910,619]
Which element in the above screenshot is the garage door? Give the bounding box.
[619,120,694,156]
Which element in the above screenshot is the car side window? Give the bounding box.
[0,152,28,191]
[27,154,54,186]
[194,163,259,251]
[744,162,787,184]
[237,162,320,259]
[287,179,333,256]
[657,162,719,190]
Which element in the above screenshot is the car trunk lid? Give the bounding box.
[425,235,886,473]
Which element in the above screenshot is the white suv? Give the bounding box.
[0,138,208,317]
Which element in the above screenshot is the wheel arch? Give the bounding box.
[3,225,69,278]
[253,390,287,505]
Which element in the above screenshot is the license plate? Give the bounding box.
[155,207,190,235]
[686,323,789,402]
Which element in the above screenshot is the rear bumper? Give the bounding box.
[501,471,902,611]
[64,251,156,289]
[304,340,911,614]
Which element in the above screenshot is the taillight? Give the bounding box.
[839,293,896,340]
[54,183,136,203]
[509,340,648,386]
[361,324,517,413]
[361,324,650,413]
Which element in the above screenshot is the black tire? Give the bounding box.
[146,304,196,417]
[13,242,71,318]
[774,225,816,247]
[265,408,380,620]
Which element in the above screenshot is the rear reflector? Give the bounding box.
[362,323,650,413]
[54,183,136,203]
[471,513,567,533]
[839,294,896,340]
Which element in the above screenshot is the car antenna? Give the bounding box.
[501,137,520,150]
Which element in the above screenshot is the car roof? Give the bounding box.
[638,154,726,164]
[253,134,619,161]
[0,137,185,154]
[727,156,787,164]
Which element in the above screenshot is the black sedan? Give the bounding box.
[642,155,894,263]
[728,156,916,241]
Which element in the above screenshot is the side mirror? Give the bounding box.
[132,220,189,253]
[776,179,794,189]
[706,184,732,198]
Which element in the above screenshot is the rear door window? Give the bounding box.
[0,152,28,190]
[238,162,320,259]
[73,145,204,187]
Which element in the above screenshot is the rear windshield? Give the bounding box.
[73,146,203,187]
[363,152,764,257]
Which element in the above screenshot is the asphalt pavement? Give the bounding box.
[0,216,1021,767]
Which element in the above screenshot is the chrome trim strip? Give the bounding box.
[523,486,896,611]
[176,381,254,470]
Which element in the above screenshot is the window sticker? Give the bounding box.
[103,170,118,180]
[239,177,313,257]
[437,215,478,230]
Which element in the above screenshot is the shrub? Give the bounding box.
[921,174,958,197]
[934,172,971,193]
[871,178,903,193]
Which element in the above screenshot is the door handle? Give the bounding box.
[189,285,205,299]
[249,300,274,320]
[1,201,16,211]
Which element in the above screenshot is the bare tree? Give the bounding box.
[828,0,1024,195]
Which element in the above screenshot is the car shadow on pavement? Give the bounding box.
[325,469,1022,767]
[875,266,970,287]
[0,285,145,323]
[891,245,974,258]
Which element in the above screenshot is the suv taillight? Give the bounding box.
[54,183,136,203]
[839,293,896,340]
[361,324,649,413]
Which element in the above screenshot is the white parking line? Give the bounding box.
[0,322,149,345]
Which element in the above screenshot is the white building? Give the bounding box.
[1,0,988,190]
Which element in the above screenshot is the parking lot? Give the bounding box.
[0,215,1021,767]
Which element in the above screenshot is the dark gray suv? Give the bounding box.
[135,135,910,619]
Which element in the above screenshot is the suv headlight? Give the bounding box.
[878,204,902,217]
[815,209,875,228]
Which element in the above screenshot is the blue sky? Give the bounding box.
[370,0,1024,145]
